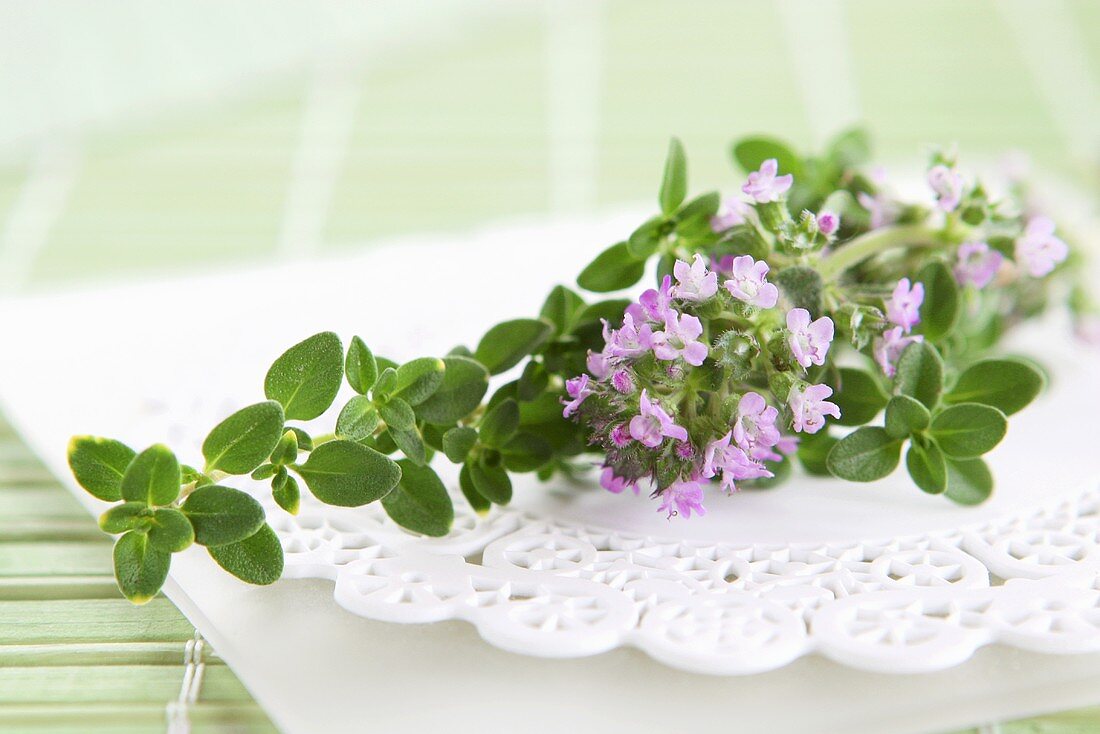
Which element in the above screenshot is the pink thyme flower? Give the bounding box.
[775,435,799,456]
[710,197,751,233]
[636,275,675,323]
[786,308,834,369]
[610,424,632,447]
[927,164,965,212]
[600,467,639,495]
[611,369,635,394]
[954,241,1003,288]
[723,255,779,309]
[873,326,923,378]
[885,278,924,333]
[702,431,772,493]
[742,158,793,203]
[657,476,707,519]
[650,311,709,366]
[629,390,689,448]
[562,374,593,418]
[586,349,612,380]
[672,254,719,302]
[1015,216,1068,277]
[732,392,781,459]
[817,210,840,237]
[857,191,898,229]
[675,441,696,460]
[604,313,654,358]
[788,383,841,434]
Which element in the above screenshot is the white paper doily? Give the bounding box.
[1,198,1098,676]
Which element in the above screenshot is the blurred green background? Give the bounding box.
[1,1,1099,731]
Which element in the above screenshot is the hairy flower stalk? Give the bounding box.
[67,131,1089,603]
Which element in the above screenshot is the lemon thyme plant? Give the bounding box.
[68,130,1092,602]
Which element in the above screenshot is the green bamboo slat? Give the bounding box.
[0,576,120,600]
[0,519,107,542]
[0,665,253,704]
[0,642,224,667]
[0,487,91,519]
[0,703,278,734]
[0,599,196,644]
[0,542,113,577]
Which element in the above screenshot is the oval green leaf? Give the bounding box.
[336,395,381,442]
[344,336,377,395]
[99,502,151,534]
[479,398,519,448]
[945,358,1045,416]
[930,403,1007,458]
[459,464,490,515]
[393,358,446,406]
[467,458,512,504]
[826,427,902,482]
[264,331,344,421]
[295,440,401,507]
[120,444,180,506]
[181,485,266,547]
[577,242,646,293]
[659,137,687,215]
[884,394,931,439]
[208,524,284,585]
[894,341,944,409]
[474,319,554,376]
[833,368,888,426]
[906,440,947,494]
[113,531,170,604]
[381,461,454,537]
[68,436,136,502]
[202,401,285,475]
[415,356,489,425]
[146,508,195,553]
[442,426,478,464]
[915,261,960,342]
[945,457,994,505]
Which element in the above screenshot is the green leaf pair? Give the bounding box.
[827,342,1042,504]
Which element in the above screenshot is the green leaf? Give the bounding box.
[120,445,180,506]
[287,427,313,452]
[295,439,401,506]
[344,336,378,395]
[442,426,478,463]
[264,331,344,421]
[517,361,549,401]
[336,396,380,442]
[930,403,1007,458]
[945,359,1045,416]
[833,368,888,426]
[99,502,151,534]
[146,508,195,553]
[944,457,994,505]
[251,463,277,480]
[797,431,837,476]
[269,430,299,466]
[626,216,665,259]
[371,367,398,399]
[676,191,721,227]
[468,457,512,504]
[388,426,427,466]
[906,440,947,494]
[731,136,803,177]
[500,432,553,473]
[884,395,931,439]
[181,485,266,547]
[415,356,489,425]
[539,285,587,336]
[773,266,823,316]
[659,137,687,215]
[826,127,871,168]
[826,427,902,482]
[393,357,446,406]
[273,474,300,515]
[894,341,945,409]
[915,262,960,341]
[458,464,490,515]
[474,319,554,375]
[577,242,646,293]
[479,398,519,448]
[202,401,285,475]
[208,524,284,585]
[378,397,415,432]
[67,436,136,502]
[381,461,454,537]
[113,531,170,604]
